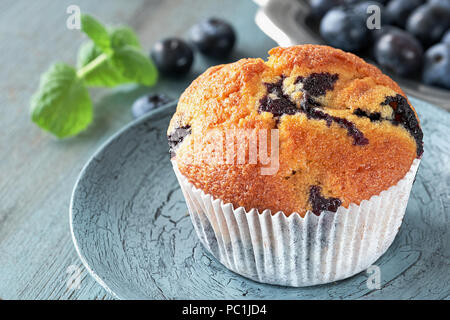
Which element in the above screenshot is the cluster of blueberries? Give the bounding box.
[132,18,236,119]
[310,0,450,89]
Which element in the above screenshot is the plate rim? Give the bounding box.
[69,101,178,300]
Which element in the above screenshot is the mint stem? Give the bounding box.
[76,52,109,79]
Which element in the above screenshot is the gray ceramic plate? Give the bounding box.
[70,98,450,300]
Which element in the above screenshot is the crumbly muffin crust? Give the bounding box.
[168,45,423,216]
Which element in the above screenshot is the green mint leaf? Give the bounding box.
[76,26,151,87]
[30,63,93,138]
[109,26,141,49]
[77,40,102,69]
[111,46,158,86]
[31,15,159,139]
[81,14,111,53]
[77,41,128,87]
[77,40,157,87]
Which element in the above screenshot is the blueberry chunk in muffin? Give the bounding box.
[167,125,191,158]
[353,108,382,122]
[299,98,369,146]
[259,76,298,117]
[309,185,342,216]
[295,72,339,97]
[382,94,423,157]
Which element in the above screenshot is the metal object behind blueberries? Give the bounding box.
[254,0,450,111]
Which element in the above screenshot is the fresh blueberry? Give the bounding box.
[370,25,403,43]
[371,0,389,4]
[443,29,450,44]
[151,38,194,75]
[189,18,236,58]
[320,6,368,52]
[308,0,344,19]
[423,43,450,89]
[374,28,424,76]
[369,25,402,57]
[406,3,450,47]
[428,0,450,10]
[131,93,173,119]
[385,0,424,28]
[344,0,388,4]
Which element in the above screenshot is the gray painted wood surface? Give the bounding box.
[0,0,276,299]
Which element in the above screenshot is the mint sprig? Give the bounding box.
[31,63,93,138]
[80,14,111,53]
[30,14,158,138]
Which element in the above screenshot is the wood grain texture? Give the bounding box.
[71,98,450,300]
[0,0,276,299]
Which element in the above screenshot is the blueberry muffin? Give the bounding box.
[168,44,423,217]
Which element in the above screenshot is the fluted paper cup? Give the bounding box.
[172,159,420,287]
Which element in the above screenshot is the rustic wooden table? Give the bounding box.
[0,0,276,299]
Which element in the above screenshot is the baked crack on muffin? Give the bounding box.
[168,45,423,217]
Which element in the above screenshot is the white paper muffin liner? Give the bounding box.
[172,159,420,287]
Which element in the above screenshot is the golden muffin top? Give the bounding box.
[167,45,423,216]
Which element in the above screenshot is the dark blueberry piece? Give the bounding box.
[385,0,424,29]
[442,29,450,44]
[151,38,194,75]
[323,111,369,146]
[309,185,342,215]
[189,18,236,58]
[344,0,389,4]
[167,125,192,158]
[365,0,389,4]
[308,0,344,19]
[428,0,450,10]
[131,93,173,119]
[259,77,299,117]
[353,108,382,121]
[374,28,424,77]
[259,96,298,118]
[381,94,424,157]
[423,43,450,89]
[300,96,369,146]
[295,72,339,96]
[299,93,322,114]
[264,76,286,96]
[319,6,369,52]
[369,25,402,45]
[406,3,450,47]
